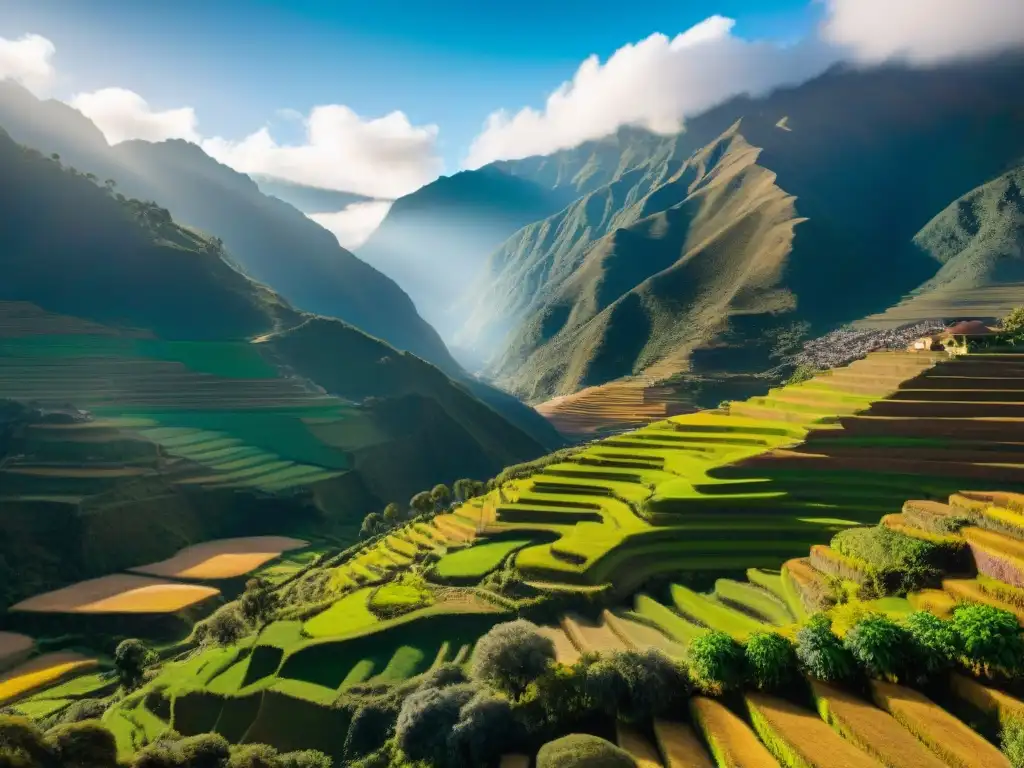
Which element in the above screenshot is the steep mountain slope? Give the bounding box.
[356,166,569,341]
[461,55,1024,405]
[0,81,455,372]
[0,130,550,606]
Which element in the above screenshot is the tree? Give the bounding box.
[536,734,635,768]
[843,615,914,681]
[410,491,434,517]
[905,610,959,679]
[382,503,402,524]
[745,632,798,691]
[276,751,331,768]
[453,479,475,503]
[359,512,386,540]
[584,650,686,723]
[344,704,396,762]
[227,744,278,768]
[0,715,55,768]
[1001,307,1024,343]
[688,631,747,694]
[46,721,118,768]
[417,662,469,691]
[449,691,522,767]
[796,614,856,682]
[114,639,154,689]
[195,604,248,646]
[951,604,1024,677]
[395,683,479,765]
[1002,717,1024,768]
[471,620,556,699]
[240,578,278,627]
[173,734,230,768]
[430,484,452,510]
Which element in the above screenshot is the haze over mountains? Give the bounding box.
[357,55,1024,406]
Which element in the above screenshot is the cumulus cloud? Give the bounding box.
[202,106,442,199]
[70,87,200,144]
[308,200,393,249]
[0,33,56,93]
[464,16,837,168]
[822,0,1024,64]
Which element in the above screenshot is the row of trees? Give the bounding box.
[359,480,485,540]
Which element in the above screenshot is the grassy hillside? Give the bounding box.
[457,55,1024,408]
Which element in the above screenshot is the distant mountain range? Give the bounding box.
[359,55,1024,407]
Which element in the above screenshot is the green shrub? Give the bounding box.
[228,744,278,768]
[395,683,480,765]
[472,620,556,699]
[0,715,56,767]
[276,751,331,768]
[745,632,798,691]
[174,733,231,768]
[584,650,687,723]
[536,734,635,768]
[796,614,856,682]
[843,615,914,681]
[114,639,155,690]
[951,604,1024,678]
[784,364,819,386]
[46,720,118,768]
[1002,716,1024,768]
[688,631,747,694]
[830,526,940,594]
[449,691,522,768]
[344,704,395,762]
[905,610,959,679]
[1001,307,1024,344]
[418,663,469,691]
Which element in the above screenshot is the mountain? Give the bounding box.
[356,166,570,342]
[0,81,455,373]
[0,129,551,606]
[251,176,373,214]
[451,55,1024,405]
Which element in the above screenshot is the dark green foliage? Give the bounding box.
[241,578,279,627]
[275,751,331,768]
[46,721,118,768]
[344,704,395,761]
[688,631,747,694]
[830,526,940,594]
[471,620,556,698]
[905,611,960,679]
[452,479,479,503]
[536,734,635,768]
[394,683,480,765]
[951,604,1024,677]
[114,639,154,690]
[584,650,687,723]
[843,615,914,681]
[796,614,856,682]
[194,604,249,646]
[359,513,387,540]
[745,632,798,691]
[0,715,55,767]
[1002,717,1024,768]
[382,504,402,524]
[228,744,279,768]
[417,663,469,691]
[430,484,451,510]
[409,492,434,517]
[449,692,522,768]
[784,365,819,386]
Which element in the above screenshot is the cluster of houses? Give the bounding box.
[910,320,1002,353]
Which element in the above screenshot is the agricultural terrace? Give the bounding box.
[131,536,309,580]
[0,652,97,706]
[0,632,33,671]
[10,574,219,614]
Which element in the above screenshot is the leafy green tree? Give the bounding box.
[417,662,469,691]
[276,751,331,768]
[240,578,279,627]
[951,603,1024,677]
[410,491,434,517]
[359,512,386,540]
[905,610,959,679]
[382,503,402,524]
[449,691,522,767]
[1002,717,1024,768]
[174,733,230,768]
[227,744,278,768]
[113,639,154,689]
[745,632,798,691]
[453,479,474,503]
[688,631,747,693]
[536,734,634,768]
[843,614,914,681]
[796,614,856,682]
[585,650,686,723]
[0,715,55,768]
[344,704,396,762]
[472,620,557,699]
[785,364,819,386]
[195,604,248,646]
[46,720,118,768]
[430,484,452,510]
[1001,307,1024,343]
[395,683,479,765]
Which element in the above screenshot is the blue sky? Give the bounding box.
[0,0,821,170]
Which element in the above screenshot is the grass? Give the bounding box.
[0,653,97,705]
[714,579,794,626]
[670,584,770,640]
[435,539,532,580]
[26,670,116,700]
[303,588,378,638]
[690,696,779,768]
[652,719,714,768]
[631,595,709,647]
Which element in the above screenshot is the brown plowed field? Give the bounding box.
[11,574,219,614]
[0,633,34,672]
[131,536,309,579]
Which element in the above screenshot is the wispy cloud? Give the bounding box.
[308,200,394,249]
[0,33,56,94]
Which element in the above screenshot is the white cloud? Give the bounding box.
[70,87,200,144]
[822,0,1024,64]
[0,33,56,94]
[202,106,443,199]
[465,16,836,168]
[309,200,393,249]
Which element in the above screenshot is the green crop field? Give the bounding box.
[434,539,532,580]
[303,588,378,638]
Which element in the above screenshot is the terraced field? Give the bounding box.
[0,651,98,706]
[10,574,219,614]
[131,536,309,580]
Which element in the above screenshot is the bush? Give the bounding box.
[784,364,819,386]
[228,744,279,768]
[395,683,480,765]
[1001,307,1024,344]
[843,615,914,681]
[418,663,469,691]
[1002,716,1024,768]
[46,720,118,768]
[536,734,635,768]
[174,733,231,768]
[344,704,395,761]
[192,603,249,646]
[114,639,155,690]
[905,611,959,679]
[449,691,522,767]
[745,632,798,691]
[0,715,55,767]
[472,620,556,698]
[240,578,279,627]
[688,632,747,694]
[830,526,940,594]
[276,751,331,768]
[796,614,856,682]
[584,650,687,722]
[951,604,1024,677]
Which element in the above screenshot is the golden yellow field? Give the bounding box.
[616,722,664,768]
[949,673,1024,729]
[131,536,308,579]
[653,720,714,768]
[869,679,1010,768]
[536,625,581,666]
[690,696,778,768]
[11,574,219,614]
[0,652,97,705]
[0,632,34,671]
